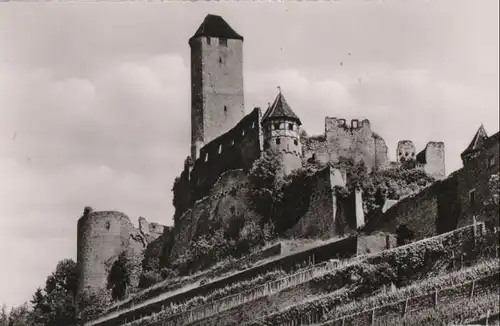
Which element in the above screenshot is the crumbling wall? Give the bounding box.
[76,209,146,297]
[302,118,389,171]
[286,166,356,239]
[396,140,416,163]
[418,142,446,180]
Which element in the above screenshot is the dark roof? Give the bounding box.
[461,124,488,156]
[262,92,302,125]
[190,14,243,43]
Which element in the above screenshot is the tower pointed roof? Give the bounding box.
[262,88,302,125]
[189,14,244,43]
[461,124,488,156]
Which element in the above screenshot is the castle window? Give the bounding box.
[274,123,280,130]
[405,152,409,157]
[276,138,281,145]
[288,123,294,130]
[294,139,298,146]
[224,105,228,112]
[488,156,495,168]
[242,129,245,136]
[218,144,222,154]
[219,57,223,64]
[469,189,476,207]
[206,37,211,45]
[219,37,228,47]
[232,140,235,146]
[105,221,110,230]
[205,153,208,162]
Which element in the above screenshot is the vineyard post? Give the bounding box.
[486,309,490,326]
[403,297,409,316]
[451,250,455,270]
[341,317,345,326]
[371,308,376,325]
[434,288,439,307]
[469,280,475,300]
[473,216,477,245]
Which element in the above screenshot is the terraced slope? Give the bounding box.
[115,223,496,326]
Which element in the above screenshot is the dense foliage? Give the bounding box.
[107,252,133,300]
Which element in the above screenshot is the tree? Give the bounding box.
[6,304,30,326]
[107,252,132,300]
[30,259,78,326]
[248,149,283,224]
[0,305,8,326]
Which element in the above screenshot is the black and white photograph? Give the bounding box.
[0,1,499,325]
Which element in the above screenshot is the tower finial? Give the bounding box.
[277,86,281,94]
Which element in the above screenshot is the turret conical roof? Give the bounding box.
[462,124,488,156]
[262,89,302,125]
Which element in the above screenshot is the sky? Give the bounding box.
[0,1,498,308]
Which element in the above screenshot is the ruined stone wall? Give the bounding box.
[364,172,465,240]
[286,166,359,239]
[396,140,416,163]
[302,118,389,171]
[76,210,146,297]
[421,142,446,180]
[190,36,245,159]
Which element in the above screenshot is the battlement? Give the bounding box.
[325,117,371,134]
[303,117,387,171]
[174,108,263,219]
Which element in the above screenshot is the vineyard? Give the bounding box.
[85,222,499,326]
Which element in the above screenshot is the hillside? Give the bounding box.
[84,222,499,326]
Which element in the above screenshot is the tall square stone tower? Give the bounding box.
[189,14,245,160]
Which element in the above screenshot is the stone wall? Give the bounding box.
[456,132,499,228]
[417,141,446,180]
[396,140,416,163]
[364,182,442,240]
[76,209,145,297]
[174,108,263,220]
[286,166,363,239]
[301,118,389,172]
[76,208,166,299]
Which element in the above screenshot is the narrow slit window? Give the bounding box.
[288,123,294,130]
[294,139,298,146]
[219,37,227,47]
[276,138,281,145]
[218,145,222,154]
[274,123,280,130]
[206,37,211,45]
[469,189,476,207]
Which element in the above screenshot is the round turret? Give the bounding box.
[76,208,140,297]
[261,89,303,175]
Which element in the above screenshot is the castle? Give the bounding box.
[76,14,452,302]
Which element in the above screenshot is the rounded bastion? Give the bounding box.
[76,208,141,296]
